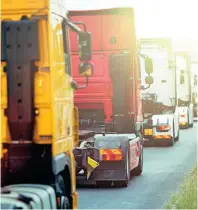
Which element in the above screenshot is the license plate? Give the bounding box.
[144,129,152,135]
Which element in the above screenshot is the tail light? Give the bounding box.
[180,114,185,118]
[100,149,123,161]
[157,125,171,132]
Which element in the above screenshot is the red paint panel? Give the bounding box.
[119,14,136,50]
[101,15,120,50]
[69,15,102,52]
[101,13,135,51]
[75,82,110,96]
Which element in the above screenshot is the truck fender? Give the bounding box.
[52,153,71,176]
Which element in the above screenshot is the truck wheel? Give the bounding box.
[115,149,130,187]
[189,120,194,128]
[175,130,179,141]
[169,137,174,146]
[60,195,70,209]
[132,145,143,176]
[56,173,71,209]
[186,113,190,128]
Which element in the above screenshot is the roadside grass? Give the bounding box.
[165,165,197,209]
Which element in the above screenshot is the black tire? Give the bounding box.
[173,122,177,142]
[132,144,143,176]
[170,122,175,145]
[186,112,190,128]
[175,130,179,141]
[60,195,70,209]
[115,147,130,187]
[189,121,194,128]
[56,173,71,209]
[168,137,174,146]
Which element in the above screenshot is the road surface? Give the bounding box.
[77,122,197,209]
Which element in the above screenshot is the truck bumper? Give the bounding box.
[179,121,188,129]
[143,135,154,146]
[92,161,125,181]
[143,124,154,146]
[77,161,125,184]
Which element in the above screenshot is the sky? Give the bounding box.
[67,0,198,43]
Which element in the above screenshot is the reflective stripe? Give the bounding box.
[154,135,172,139]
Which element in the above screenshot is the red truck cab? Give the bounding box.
[69,7,149,134]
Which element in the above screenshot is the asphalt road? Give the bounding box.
[77,122,197,209]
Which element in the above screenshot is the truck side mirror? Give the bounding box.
[79,62,94,77]
[78,31,92,61]
[145,75,154,85]
[145,57,153,74]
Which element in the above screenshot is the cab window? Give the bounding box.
[62,22,71,76]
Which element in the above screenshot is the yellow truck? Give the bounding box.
[1,0,96,209]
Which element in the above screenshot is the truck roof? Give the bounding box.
[69,7,134,16]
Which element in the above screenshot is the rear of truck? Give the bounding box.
[69,7,142,134]
[175,51,194,128]
[1,0,96,208]
[191,63,198,117]
[139,38,179,146]
[69,7,143,186]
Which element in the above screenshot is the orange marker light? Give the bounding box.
[100,149,123,161]
[158,125,171,131]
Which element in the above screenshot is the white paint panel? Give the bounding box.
[140,47,175,107]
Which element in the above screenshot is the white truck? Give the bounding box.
[139,38,179,146]
[191,61,198,118]
[175,51,194,128]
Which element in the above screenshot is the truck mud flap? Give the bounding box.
[1,184,56,209]
[73,147,100,175]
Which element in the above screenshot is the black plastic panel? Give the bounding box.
[2,19,39,141]
[110,53,131,115]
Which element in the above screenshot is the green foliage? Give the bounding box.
[165,165,197,209]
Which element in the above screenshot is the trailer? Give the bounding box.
[69,7,153,187]
[175,51,194,128]
[139,38,180,146]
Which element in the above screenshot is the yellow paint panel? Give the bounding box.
[1,0,47,11]
[1,66,7,108]
[1,63,10,144]
[35,108,52,138]
[1,109,9,143]
[35,71,51,106]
